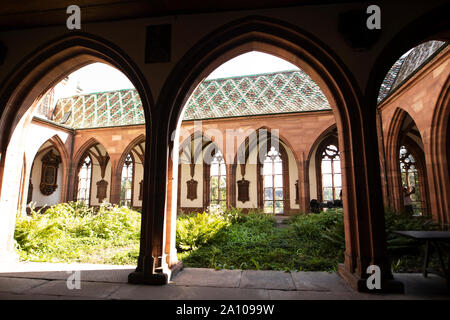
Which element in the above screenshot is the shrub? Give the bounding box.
[176,210,230,251]
[14,202,141,264]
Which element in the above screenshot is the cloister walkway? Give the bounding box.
[0,262,448,300]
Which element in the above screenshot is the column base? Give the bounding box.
[128,261,184,285]
[168,261,184,281]
[337,263,404,293]
[128,270,169,285]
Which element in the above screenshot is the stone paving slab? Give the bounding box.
[27,280,121,299]
[0,262,448,300]
[171,268,242,288]
[111,283,270,300]
[0,269,134,283]
[0,292,103,300]
[267,290,364,300]
[394,273,450,296]
[240,270,296,290]
[0,262,133,273]
[290,271,352,292]
[0,277,49,294]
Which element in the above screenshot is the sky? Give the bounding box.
[57,52,299,97]
[205,51,298,79]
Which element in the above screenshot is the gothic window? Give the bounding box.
[263,146,284,214]
[77,155,92,204]
[320,144,341,202]
[210,150,226,210]
[120,154,134,207]
[399,145,421,214]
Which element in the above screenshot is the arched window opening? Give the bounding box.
[121,153,134,207]
[399,145,422,215]
[263,146,283,214]
[321,144,341,202]
[77,155,92,204]
[210,150,226,210]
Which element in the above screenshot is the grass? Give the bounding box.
[177,207,345,271]
[14,202,449,274]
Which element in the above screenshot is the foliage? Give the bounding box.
[175,205,244,251]
[14,202,141,264]
[178,209,343,271]
[15,202,446,273]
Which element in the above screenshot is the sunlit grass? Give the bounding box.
[14,202,141,265]
[14,202,446,272]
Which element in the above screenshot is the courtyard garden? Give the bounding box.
[14,202,447,273]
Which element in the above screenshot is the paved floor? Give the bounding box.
[0,262,448,300]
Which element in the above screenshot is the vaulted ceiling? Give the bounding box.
[0,0,365,30]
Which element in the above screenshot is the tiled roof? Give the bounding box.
[40,41,447,129]
[377,41,447,103]
[52,89,144,128]
[182,70,331,120]
[49,69,331,128]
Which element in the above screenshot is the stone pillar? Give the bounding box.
[128,122,169,285]
[164,156,181,271]
[297,154,310,213]
[108,155,121,205]
[226,163,234,208]
[337,107,403,293]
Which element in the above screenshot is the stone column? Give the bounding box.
[337,106,403,293]
[128,122,169,285]
[164,156,181,271]
[108,154,121,205]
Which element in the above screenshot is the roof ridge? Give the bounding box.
[57,87,136,101]
[203,69,301,82]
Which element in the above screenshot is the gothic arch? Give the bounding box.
[304,124,338,208]
[0,33,153,262]
[314,134,341,204]
[0,32,153,192]
[112,134,146,205]
[72,137,103,171]
[70,138,110,204]
[385,108,430,216]
[428,77,450,223]
[365,3,450,108]
[133,15,391,288]
[177,131,224,211]
[230,126,299,212]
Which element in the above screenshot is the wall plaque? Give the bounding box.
[139,180,144,201]
[237,178,250,203]
[186,179,198,201]
[96,179,108,203]
[39,150,61,196]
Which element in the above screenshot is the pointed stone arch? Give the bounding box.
[384,108,430,216]
[177,131,224,211]
[230,126,300,213]
[428,77,450,223]
[0,32,153,262]
[111,134,146,205]
[70,137,111,204]
[132,15,395,290]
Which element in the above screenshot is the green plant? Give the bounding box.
[176,210,230,251]
[14,202,141,264]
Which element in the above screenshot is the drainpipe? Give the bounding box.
[376,108,390,206]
